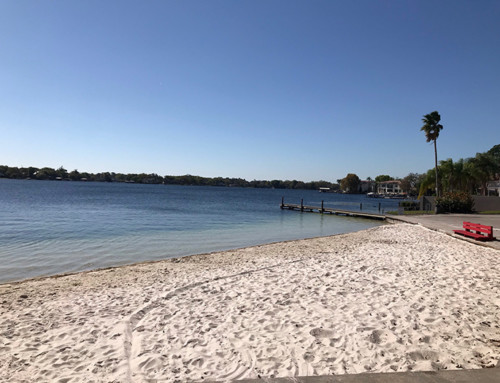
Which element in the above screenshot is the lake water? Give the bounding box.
[0,179,400,284]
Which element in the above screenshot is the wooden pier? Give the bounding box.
[280,198,386,221]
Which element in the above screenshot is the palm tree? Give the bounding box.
[418,168,436,198]
[453,158,473,193]
[470,153,497,195]
[439,158,455,193]
[421,111,444,197]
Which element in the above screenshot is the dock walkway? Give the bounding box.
[280,199,386,221]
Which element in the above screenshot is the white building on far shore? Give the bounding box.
[377,180,402,195]
[487,180,500,196]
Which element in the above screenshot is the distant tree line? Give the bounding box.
[0,165,340,190]
[3,143,497,195]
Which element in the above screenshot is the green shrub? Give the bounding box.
[399,201,419,211]
[436,192,474,213]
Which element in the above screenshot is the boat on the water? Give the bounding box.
[367,192,408,199]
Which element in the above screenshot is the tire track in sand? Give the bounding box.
[121,258,306,382]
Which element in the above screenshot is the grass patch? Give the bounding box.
[479,211,500,215]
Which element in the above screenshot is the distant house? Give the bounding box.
[377,180,402,195]
[487,180,500,196]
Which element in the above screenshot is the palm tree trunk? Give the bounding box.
[434,139,439,198]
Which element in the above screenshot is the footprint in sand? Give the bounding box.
[309,328,334,338]
[191,357,204,367]
[369,329,394,344]
[407,350,439,361]
[303,352,315,362]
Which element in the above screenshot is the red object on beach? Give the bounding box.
[453,221,496,241]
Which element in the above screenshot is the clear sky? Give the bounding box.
[1,1,499,182]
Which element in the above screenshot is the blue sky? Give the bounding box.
[1,1,499,182]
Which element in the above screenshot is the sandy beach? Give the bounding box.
[1,223,499,382]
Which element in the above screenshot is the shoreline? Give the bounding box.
[1,223,499,382]
[0,225,386,287]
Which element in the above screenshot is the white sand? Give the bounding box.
[1,223,499,382]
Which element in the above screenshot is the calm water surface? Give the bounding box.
[0,179,399,283]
